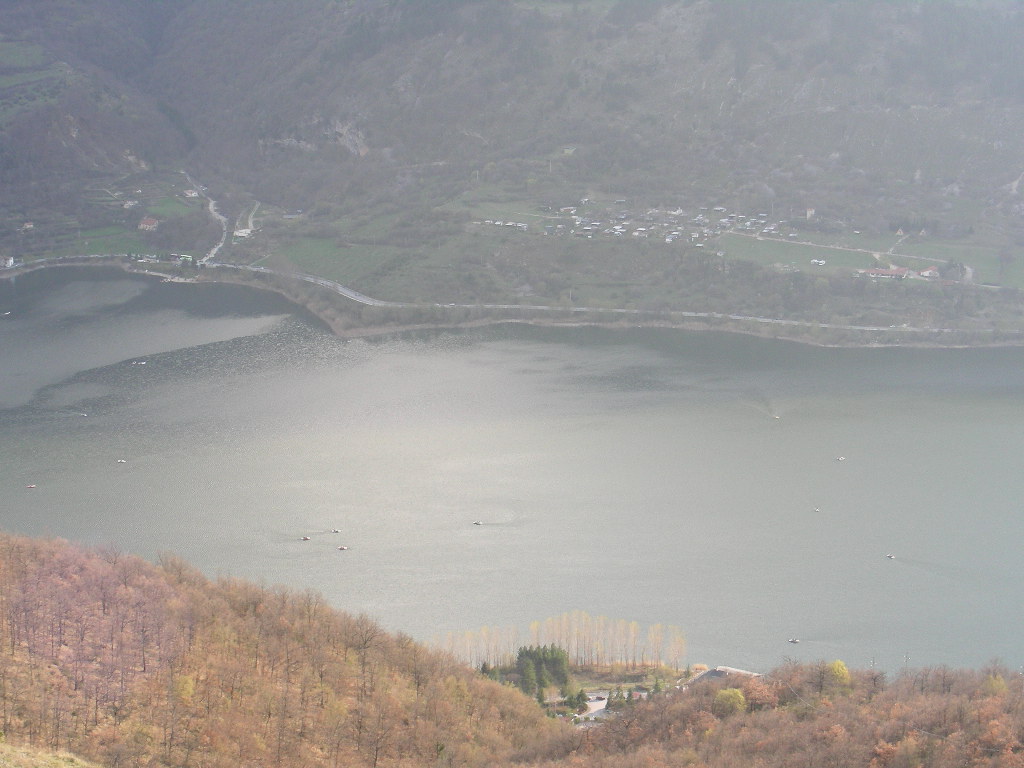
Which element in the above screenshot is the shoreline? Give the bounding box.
[4,258,1024,349]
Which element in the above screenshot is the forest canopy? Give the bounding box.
[0,534,1023,767]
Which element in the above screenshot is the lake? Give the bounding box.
[2,267,1023,674]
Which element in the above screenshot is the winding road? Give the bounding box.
[4,174,1004,342]
[181,171,228,264]
[210,263,993,337]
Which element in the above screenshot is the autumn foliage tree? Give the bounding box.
[4,533,1024,768]
[0,534,572,768]
[536,659,1024,768]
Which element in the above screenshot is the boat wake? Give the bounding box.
[739,389,782,421]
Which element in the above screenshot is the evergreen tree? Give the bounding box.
[536,662,552,695]
[519,659,537,696]
[572,688,589,711]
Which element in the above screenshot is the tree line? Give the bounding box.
[440,610,687,671]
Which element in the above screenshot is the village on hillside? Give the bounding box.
[473,197,960,283]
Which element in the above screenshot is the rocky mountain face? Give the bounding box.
[3,0,1024,238]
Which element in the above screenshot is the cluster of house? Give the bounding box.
[474,199,802,249]
[472,198,955,281]
[858,265,941,280]
[478,219,530,231]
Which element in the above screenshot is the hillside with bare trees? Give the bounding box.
[0,534,572,767]
[2,533,1024,768]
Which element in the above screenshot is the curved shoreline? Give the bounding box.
[4,257,1023,349]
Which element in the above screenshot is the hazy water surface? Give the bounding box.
[2,268,1023,673]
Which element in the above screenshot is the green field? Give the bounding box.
[718,232,878,272]
[147,197,194,219]
[437,184,560,225]
[797,231,903,255]
[344,212,404,241]
[720,230,1024,288]
[276,237,403,286]
[56,226,146,256]
[895,241,1017,286]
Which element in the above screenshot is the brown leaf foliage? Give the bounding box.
[0,534,570,767]
[529,661,1024,768]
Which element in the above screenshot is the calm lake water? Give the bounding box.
[2,267,1023,673]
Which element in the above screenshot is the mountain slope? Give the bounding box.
[4,1,1024,333]
[0,534,570,767]
[0,1,190,200]
[2,533,1023,768]
[9,0,1024,221]
[144,0,1024,223]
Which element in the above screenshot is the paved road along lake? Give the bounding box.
[2,267,1023,673]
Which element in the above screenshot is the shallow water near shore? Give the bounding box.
[2,267,1023,673]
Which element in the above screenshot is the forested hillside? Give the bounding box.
[3,534,1024,768]
[158,0,1024,226]
[4,0,1024,334]
[7,0,1024,219]
[0,534,571,767]
[543,661,1024,767]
